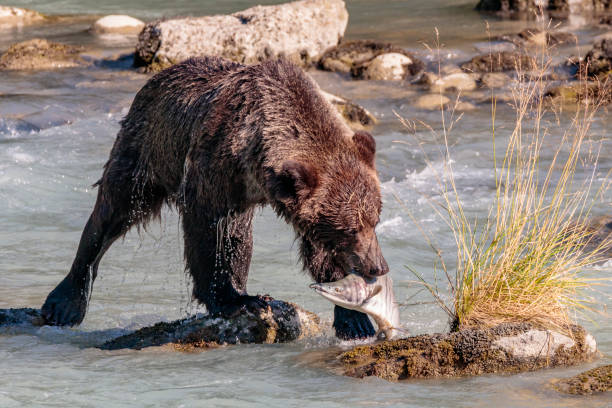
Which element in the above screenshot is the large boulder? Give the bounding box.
[0,6,44,26]
[0,39,87,71]
[91,15,145,35]
[134,0,348,71]
[319,40,424,80]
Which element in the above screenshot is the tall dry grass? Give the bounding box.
[400,28,611,333]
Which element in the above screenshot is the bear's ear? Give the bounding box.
[353,131,376,167]
[270,160,319,203]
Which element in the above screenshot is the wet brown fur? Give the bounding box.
[42,57,388,338]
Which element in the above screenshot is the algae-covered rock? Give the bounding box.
[320,90,377,130]
[553,364,612,395]
[340,323,597,381]
[0,6,45,26]
[497,28,576,47]
[134,0,348,71]
[476,0,611,18]
[461,52,535,73]
[0,39,87,71]
[319,40,424,80]
[545,81,612,105]
[100,298,321,350]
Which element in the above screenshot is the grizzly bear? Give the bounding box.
[41,57,389,339]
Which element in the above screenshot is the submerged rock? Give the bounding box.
[100,298,321,350]
[134,0,348,71]
[0,6,45,26]
[545,81,612,105]
[414,94,451,110]
[553,364,612,395]
[497,28,577,47]
[566,216,612,259]
[319,40,424,80]
[461,52,535,73]
[481,72,512,88]
[320,90,377,130]
[0,39,87,71]
[429,72,477,93]
[91,15,145,35]
[340,323,597,381]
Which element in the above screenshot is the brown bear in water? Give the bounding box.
[41,57,389,339]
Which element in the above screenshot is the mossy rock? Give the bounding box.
[553,364,612,395]
[0,39,87,71]
[340,323,597,381]
[461,52,535,73]
[545,81,612,105]
[100,298,321,350]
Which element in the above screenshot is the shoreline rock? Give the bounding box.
[340,323,597,381]
[497,28,577,47]
[91,15,145,35]
[134,0,348,72]
[553,364,612,395]
[476,0,612,19]
[100,298,321,350]
[319,40,424,80]
[0,6,45,27]
[0,39,87,71]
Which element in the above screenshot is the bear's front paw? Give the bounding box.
[215,294,271,318]
[333,306,375,340]
[41,277,88,326]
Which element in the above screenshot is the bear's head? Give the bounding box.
[268,130,388,280]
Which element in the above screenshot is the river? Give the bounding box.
[0,1,610,407]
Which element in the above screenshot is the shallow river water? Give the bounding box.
[1,1,611,407]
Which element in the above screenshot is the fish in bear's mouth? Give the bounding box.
[310,273,401,340]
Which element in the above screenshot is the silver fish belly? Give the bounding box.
[310,273,401,340]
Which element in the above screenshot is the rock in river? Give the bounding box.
[0,39,87,71]
[134,0,348,71]
[320,90,377,130]
[91,15,145,35]
[319,40,424,80]
[553,364,612,395]
[0,6,45,26]
[100,298,321,350]
[340,323,597,381]
[461,51,535,73]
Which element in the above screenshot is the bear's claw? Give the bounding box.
[333,306,376,340]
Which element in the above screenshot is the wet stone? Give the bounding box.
[461,52,535,73]
[320,90,377,130]
[339,323,597,381]
[100,298,321,351]
[553,364,612,395]
[319,40,424,80]
[0,39,87,71]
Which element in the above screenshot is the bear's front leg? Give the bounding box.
[182,206,265,317]
[333,307,376,340]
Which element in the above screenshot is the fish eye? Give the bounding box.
[334,288,341,293]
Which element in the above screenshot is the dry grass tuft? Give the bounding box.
[400,27,611,333]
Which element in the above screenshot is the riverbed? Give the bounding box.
[1,1,611,407]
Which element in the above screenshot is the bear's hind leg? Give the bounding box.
[42,165,166,326]
[182,206,265,316]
